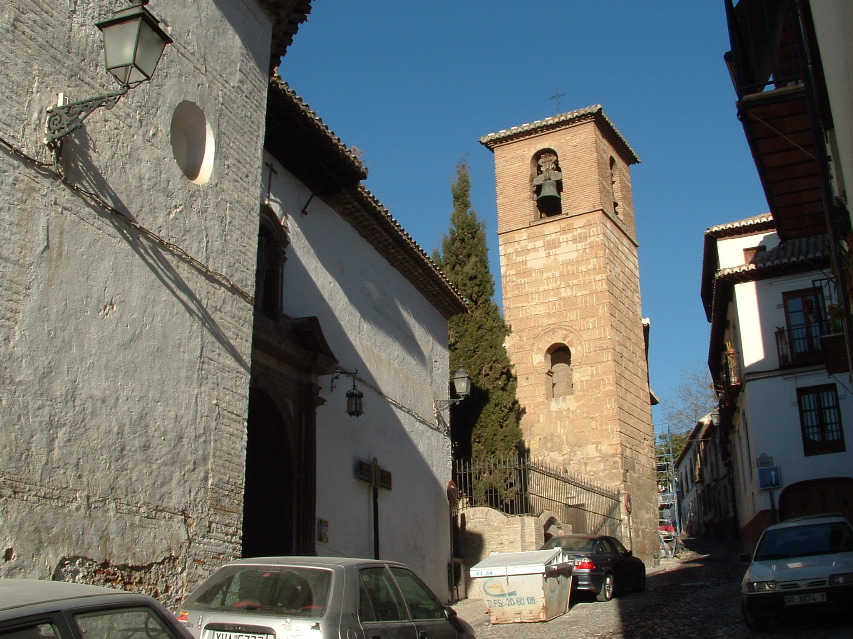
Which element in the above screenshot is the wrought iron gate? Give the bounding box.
[453,455,622,536]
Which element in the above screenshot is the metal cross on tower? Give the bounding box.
[550,87,566,114]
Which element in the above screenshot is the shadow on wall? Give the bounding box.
[454,511,483,601]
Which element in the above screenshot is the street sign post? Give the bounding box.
[758,466,781,489]
[756,454,782,523]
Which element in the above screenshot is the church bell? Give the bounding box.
[537,179,561,214]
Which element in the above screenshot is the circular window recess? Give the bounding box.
[170,101,215,184]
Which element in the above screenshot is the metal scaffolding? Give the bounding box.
[657,433,681,557]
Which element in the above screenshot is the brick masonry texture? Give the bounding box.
[488,113,658,562]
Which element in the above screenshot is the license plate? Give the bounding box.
[211,632,269,639]
[783,592,827,606]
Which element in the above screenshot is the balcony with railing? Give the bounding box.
[716,348,742,414]
[776,321,832,368]
[722,349,741,387]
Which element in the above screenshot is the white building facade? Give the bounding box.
[258,82,467,597]
[702,214,853,550]
[724,0,853,383]
[675,412,737,539]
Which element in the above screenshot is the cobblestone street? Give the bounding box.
[451,537,853,639]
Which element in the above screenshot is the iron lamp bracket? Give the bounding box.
[44,87,129,151]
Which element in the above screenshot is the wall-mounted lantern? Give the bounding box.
[332,368,363,417]
[44,0,172,150]
[346,383,364,417]
[451,367,472,399]
[433,367,471,432]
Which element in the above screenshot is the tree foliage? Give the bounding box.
[433,159,522,462]
[655,362,717,463]
[658,363,717,432]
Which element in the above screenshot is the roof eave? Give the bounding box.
[480,105,640,164]
[258,0,313,74]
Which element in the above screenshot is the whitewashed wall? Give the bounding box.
[263,156,455,599]
[736,373,852,513]
[1,0,272,601]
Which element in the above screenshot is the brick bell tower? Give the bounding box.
[480,105,657,558]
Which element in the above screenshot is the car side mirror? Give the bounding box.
[739,552,752,563]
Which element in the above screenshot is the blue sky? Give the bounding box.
[279,2,770,430]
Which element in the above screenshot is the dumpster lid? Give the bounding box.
[469,548,570,577]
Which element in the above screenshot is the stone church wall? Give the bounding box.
[0,0,273,605]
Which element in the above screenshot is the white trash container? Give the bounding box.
[469,548,573,623]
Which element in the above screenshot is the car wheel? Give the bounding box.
[742,605,769,632]
[634,570,646,592]
[596,573,614,602]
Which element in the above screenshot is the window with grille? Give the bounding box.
[797,385,845,456]
[255,206,288,321]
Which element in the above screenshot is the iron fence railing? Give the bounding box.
[776,323,831,367]
[453,455,622,537]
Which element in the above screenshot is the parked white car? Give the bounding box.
[740,513,853,631]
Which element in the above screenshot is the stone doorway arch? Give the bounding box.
[242,387,297,557]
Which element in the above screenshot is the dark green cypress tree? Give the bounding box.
[433,159,522,463]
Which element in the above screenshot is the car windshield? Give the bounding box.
[183,566,331,618]
[753,521,853,561]
[540,536,595,552]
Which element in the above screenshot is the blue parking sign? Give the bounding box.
[758,466,781,489]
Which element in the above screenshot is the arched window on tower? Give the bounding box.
[531,150,563,218]
[255,206,288,321]
[546,344,573,400]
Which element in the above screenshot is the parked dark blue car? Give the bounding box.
[540,534,646,601]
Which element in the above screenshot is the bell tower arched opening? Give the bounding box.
[531,149,563,218]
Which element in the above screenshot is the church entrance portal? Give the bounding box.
[242,388,296,557]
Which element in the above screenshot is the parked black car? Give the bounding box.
[540,534,646,601]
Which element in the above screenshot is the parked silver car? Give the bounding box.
[0,579,193,639]
[177,556,475,639]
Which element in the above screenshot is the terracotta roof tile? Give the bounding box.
[260,0,313,73]
[704,213,775,238]
[717,234,830,280]
[265,81,467,319]
[480,105,640,163]
[269,77,367,183]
